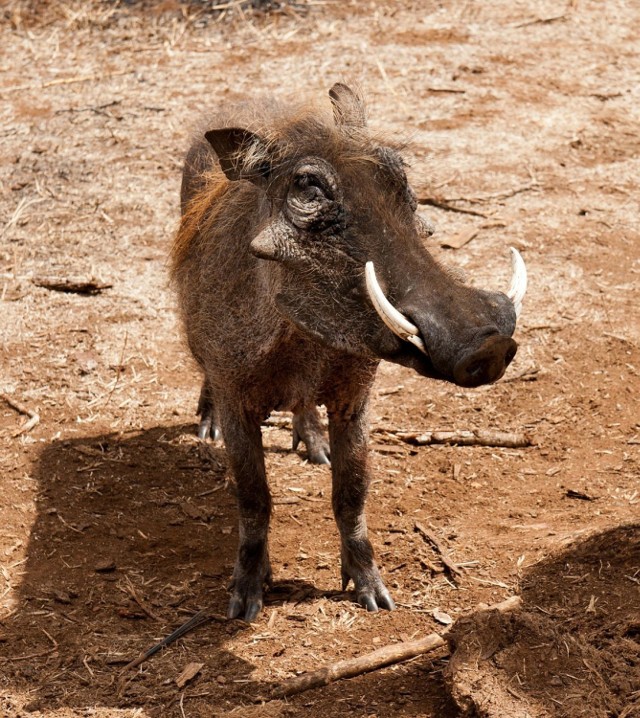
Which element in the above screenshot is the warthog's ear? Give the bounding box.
[204,127,272,185]
[329,83,367,128]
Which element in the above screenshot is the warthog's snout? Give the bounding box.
[365,248,526,387]
[452,334,517,387]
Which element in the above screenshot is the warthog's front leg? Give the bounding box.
[220,407,272,621]
[328,402,395,612]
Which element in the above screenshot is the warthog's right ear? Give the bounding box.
[329,83,367,128]
[205,127,272,185]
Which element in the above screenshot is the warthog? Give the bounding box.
[171,84,526,621]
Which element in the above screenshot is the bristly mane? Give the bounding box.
[171,171,231,276]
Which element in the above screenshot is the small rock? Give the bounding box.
[432,609,453,626]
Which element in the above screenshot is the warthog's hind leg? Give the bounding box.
[220,406,272,622]
[196,380,221,441]
[292,405,331,465]
[328,403,395,612]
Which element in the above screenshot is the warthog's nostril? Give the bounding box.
[453,335,518,388]
[504,344,517,367]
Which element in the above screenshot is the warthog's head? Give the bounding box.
[205,84,526,387]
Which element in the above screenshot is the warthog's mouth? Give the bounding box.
[392,330,518,388]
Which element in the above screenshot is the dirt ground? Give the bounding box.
[1,1,638,716]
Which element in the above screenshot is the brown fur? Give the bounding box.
[171,169,230,274]
[171,85,518,621]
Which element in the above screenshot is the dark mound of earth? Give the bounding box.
[446,524,640,718]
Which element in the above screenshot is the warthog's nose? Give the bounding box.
[453,335,517,388]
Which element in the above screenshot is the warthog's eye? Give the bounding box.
[287,160,341,230]
[291,172,334,203]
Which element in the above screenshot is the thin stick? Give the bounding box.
[0,197,44,239]
[426,86,466,94]
[501,366,540,383]
[514,13,567,28]
[8,628,58,662]
[123,577,164,623]
[1,392,40,437]
[414,522,462,577]
[101,330,128,409]
[121,608,230,672]
[270,596,521,699]
[0,70,133,96]
[32,276,112,295]
[374,428,532,449]
[423,429,530,448]
[416,196,489,218]
[445,181,540,205]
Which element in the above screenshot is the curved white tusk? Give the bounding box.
[365,262,427,354]
[506,247,527,318]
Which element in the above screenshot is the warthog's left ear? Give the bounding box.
[205,127,272,185]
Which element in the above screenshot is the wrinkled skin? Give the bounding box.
[172,84,518,620]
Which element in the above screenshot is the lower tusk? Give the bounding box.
[506,247,527,318]
[406,334,427,353]
[365,262,428,354]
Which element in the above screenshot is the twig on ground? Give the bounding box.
[55,99,122,117]
[445,181,541,205]
[373,427,533,449]
[121,607,232,672]
[270,596,522,699]
[514,13,568,28]
[123,576,165,623]
[0,70,133,96]
[8,628,58,661]
[1,197,45,239]
[101,330,128,409]
[501,366,541,383]
[414,522,462,577]
[416,196,489,218]
[419,557,444,574]
[565,489,596,501]
[32,276,112,295]
[426,86,466,94]
[1,392,40,437]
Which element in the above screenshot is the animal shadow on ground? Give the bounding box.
[446,523,640,718]
[0,425,306,712]
[0,424,460,717]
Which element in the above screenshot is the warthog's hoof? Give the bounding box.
[341,567,396,612]
[197,414,221,441]
[292,410,331,465]
[227,562,272,622]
